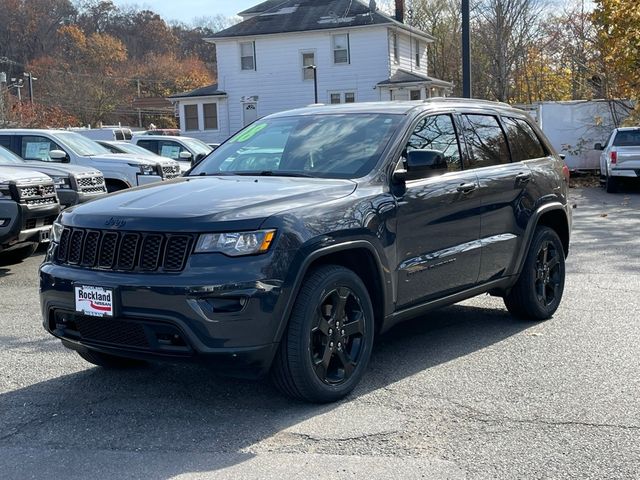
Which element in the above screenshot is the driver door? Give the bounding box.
[395,114,482,308]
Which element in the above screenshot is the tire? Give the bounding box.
[77,350,146,369]
[605,175,618,193]
[271,265,375,403]
[504,226,566,321]
[0,243,38,266]
[106,180,127,193]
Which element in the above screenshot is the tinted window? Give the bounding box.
[136,140,158,154]
[191,114,402,179]
[503,117,546,161]
[613,130,640,146]
[406,114,461,171]
[460,114,510,169]
[0,136,10,149]
[21,136,64,161]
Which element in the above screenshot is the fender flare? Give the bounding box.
[273,239,391,343]
[512,202,570,276]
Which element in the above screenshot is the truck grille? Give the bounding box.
[76,175,106,194]
[16,183,58,206]
[56,227,193,272]
[162,165,181,179]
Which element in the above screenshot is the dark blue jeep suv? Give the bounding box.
[40,100,571,402]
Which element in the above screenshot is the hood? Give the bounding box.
[101,153,178,166]
[90,154,159,166]
[19,161,101,178]
[0,166,52,184]
[61,176,357,232]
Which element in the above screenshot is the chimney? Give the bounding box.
[395,0,404,23]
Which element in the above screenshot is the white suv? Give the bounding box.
[596,127,640,192]
[131,135,212,171]
[0,130,181,192]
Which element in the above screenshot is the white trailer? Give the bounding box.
[520,100,632,171]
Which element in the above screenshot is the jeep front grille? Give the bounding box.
[162,165,181,179]
[56,227,193,272]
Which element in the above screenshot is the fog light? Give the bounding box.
[0,218,9,227]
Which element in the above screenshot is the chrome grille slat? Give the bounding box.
[16,182,58,206]
[55,228,192,273]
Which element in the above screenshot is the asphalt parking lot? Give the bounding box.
[0,185,639,479]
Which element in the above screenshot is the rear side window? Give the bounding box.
[613,130,640,146]
[136,140,158,154]
[503,117,547,161]
[460,114,510,169]
[406,114,462,171]
[0,136,11,149]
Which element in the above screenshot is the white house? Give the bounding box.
[169,0,453,143]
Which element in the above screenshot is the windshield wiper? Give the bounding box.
[233,170,316,178]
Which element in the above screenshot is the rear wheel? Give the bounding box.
[0,243,38,266]
[271,265,374,403]
[504,226,565,321]
[105,180,128,193]
[77,350,146,369]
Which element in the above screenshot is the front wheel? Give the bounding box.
[504,226,566,321]
[271,265,375,403]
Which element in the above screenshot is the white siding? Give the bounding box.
[215,26,392,138]
[176,97,230,143]
[388,28,429,77]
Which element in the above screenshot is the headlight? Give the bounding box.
[52,220,64,243]
[129,163,157,175]
[0,182,10,198]
[51,175,72,189]
[195,229,276,256]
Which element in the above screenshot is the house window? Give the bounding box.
[302,52,315,80]
[414,38,421,68]
[333,34,349,64]
[240,41,255,70]
[203,103,218,130]
[329,92,356,104]
[410,90,421,100]
[184,104,198,131]
[392,32,399,63]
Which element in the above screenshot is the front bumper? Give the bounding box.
[1,201,59,250]
[39,249,291,378]
[136,174,163,186]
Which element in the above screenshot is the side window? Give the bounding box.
[136,140,158,154]
[0,136,11,149]
[20,136,64,162]
[460,114,510,169]
[332,34,350,64]
[158,140,186,160]
[406,114,462,171]
[240,41,256,71]
[503,117,547,161]
[184,104,199,131]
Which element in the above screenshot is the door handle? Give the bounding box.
[515,172,532,185]
[457,182,477,194]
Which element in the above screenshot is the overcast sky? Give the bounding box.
[110,0,257,22]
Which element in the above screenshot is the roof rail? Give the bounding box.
[424,97,512,108]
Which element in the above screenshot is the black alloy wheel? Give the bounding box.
[504,226,566,321]
[271,265,374,403]
[310,286,365,385]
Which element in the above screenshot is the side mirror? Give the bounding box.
[179,151,193,160]
[594,143,604,151]
[405,149,448,180]
[49,149,69,162]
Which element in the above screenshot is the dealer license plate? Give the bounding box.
[75,286,114,317]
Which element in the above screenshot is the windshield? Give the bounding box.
[190,114,402,179]
[613,130,640,147]
[54,132,112,156]
[181,138,212,156]
[0,146,26,165]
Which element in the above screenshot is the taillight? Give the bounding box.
[610,151,617,164]
[562,164,570,182]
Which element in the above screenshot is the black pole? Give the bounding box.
[313,67,318,104]
[27,73,34,104]
[462,0,471,98]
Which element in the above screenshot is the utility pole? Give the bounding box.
[136,79,142,128]
[462,0,471,98]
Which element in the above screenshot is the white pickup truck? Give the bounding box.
[0,130,181,192]
[597,127,640,192]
